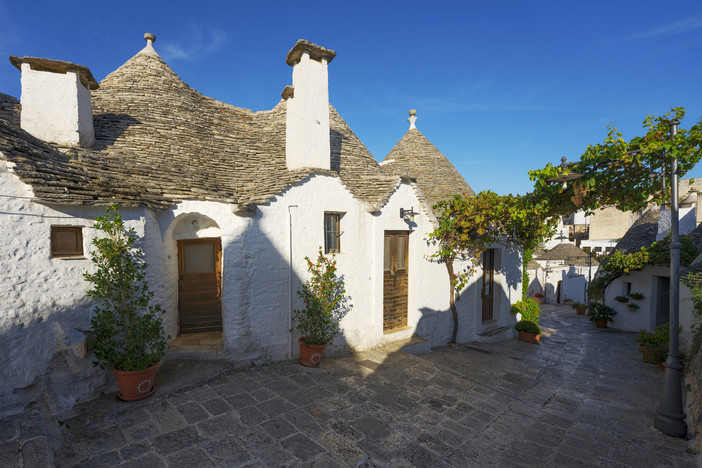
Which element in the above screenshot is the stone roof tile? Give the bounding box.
[1,48,399,210]
[381,128,475,212]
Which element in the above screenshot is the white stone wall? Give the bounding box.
[607,267,695,347]
[0,160,155,417]
[19,64,95,147]
[1,165,523,416]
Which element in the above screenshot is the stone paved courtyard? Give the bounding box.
[1,304,696,467]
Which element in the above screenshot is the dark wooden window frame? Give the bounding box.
[324,212,344,254]
[50,226,84,258]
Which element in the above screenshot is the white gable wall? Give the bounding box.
[0,161,153,417]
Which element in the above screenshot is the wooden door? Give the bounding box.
[655,276,670,326]
[383,231,409,331]
[177,238,222,334]
[481,248,495,322]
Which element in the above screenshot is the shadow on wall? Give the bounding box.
[0,303,110,419]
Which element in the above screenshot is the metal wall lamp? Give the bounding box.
[400,207,419,222]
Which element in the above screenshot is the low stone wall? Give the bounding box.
[686,346,702,459]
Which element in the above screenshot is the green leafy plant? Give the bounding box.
[293,248,349,346]
[627,303,640,311]
[636,324,671,364]
[571,302,586,309]
[629,292,644,300]
[84,205,168,371]
[636,324,670,347]
[510,298,541,323]
[587,302,617,323]
[515,320,541,335]
[615,295,629,303]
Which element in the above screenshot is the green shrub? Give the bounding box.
[627,303,640,311]
[293,248,349,346]
[629,292,644,300]
[571,302,587,310]
[587,302,617,323]
[510,298,541,323]
[515,320,541,335]
[84,205,168,371]
[636,323,671,346]
[615,295,629,303]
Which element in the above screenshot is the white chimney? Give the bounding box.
[283,40,336,171]
[10,56,98,147]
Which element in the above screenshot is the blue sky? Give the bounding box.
[1,1,701,195]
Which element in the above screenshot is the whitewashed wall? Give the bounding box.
[607,266,695,347]
[0,160,156,417]
[1,165,523,417]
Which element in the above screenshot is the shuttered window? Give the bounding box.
[51,226,83,258]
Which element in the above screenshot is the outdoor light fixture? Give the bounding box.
[654,118,688,438]
[400,207,418,222]
[546,156,583,189]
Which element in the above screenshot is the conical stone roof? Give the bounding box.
[0,40,399,210]
[381,126,475,212]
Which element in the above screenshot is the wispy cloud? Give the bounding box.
[626,12,702,40]
[161,25,226,61]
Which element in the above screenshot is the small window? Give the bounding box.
[324,212,343,254]
[51,226,83,257]
[624,281,632,296]
[594,247,602,253]
[605,247,614,253]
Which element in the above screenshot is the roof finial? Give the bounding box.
[140,33,158,56]
[408,109,417,130]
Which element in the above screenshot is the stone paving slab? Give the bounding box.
[0,304,697,466]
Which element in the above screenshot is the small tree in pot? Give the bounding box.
[293,248,350,367]
[84,205,169,400]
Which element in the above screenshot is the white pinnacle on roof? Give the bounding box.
[140,33,158,56]
[408,109,417,130]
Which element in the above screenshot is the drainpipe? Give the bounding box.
[288,205,298,359]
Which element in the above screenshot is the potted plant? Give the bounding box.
[587,302,616,328]
[614,295,629,303]
[510,297,541,323]
[533,292,544,304]
[627,303,640,311]
[515,320,541,344]
[636,324,670,369]
[571,302,587,315]
[629,292,645,300]
[84,205,169,401]
[293,248,349,367]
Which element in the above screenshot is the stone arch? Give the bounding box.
[168,212,222,240]
[162,212,224,340]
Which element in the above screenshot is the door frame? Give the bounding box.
[383,230,410,332]
[481,248,495,322]
[176,237,223,334]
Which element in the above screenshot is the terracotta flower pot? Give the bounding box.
[594,319,607,328]
[575,307,587,315]
[298,338,327,367]
[518,331,541,344]
[112,362,159,401]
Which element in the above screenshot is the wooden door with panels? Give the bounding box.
[481,248,495,322]
[383,231,409,331]
[177,238,223,334]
